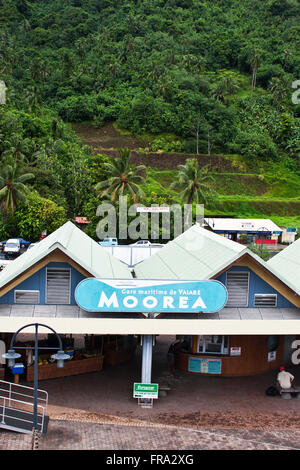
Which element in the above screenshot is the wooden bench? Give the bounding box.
[280,387,300,399]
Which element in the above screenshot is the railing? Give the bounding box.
[0,380,48,432]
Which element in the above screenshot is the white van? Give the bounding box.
[4,239,21,255]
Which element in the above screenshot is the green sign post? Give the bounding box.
[133,383,159,399]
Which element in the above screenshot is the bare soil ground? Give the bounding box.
[72,122,240,171]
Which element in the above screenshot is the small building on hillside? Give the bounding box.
[204,217,282,246]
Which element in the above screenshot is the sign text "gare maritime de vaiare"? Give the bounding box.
[75,279,228,313]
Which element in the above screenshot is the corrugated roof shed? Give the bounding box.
[204,218,282,233]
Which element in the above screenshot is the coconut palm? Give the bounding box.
[170,158,215,204]
[0,157,34,216]
[95,148,146,203]
[2,134,31,162]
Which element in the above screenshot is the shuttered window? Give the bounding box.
[46,268,71,304]
[226,271,249,307]
[254,294,277,307]
[15,290,40,304]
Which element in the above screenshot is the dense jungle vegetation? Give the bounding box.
[0,0,300,241]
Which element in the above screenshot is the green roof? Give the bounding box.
[268,239,300,295]
[0,222,131,290]
[134,225,300,299]
[134,224,247,280]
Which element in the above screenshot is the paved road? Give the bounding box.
[1,420,300,451]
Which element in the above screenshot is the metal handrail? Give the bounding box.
[0,380,48,432]
[0,380,48,406]
[0,396,46,432]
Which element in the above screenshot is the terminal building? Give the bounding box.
[0,221,299,383]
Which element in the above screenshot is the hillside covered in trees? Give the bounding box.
[0,0,300,240]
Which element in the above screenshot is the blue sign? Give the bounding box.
[75,278,228,314]
[12,363,24,375]
[188,357,222,374]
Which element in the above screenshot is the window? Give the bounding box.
[254,294,277,307]
[197,336,229,355]
[46,268,71,304]
[226,271,249,307]
[14,290,40,304]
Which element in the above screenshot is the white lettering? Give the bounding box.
[0,340,6,365]
[292,80,300,104]
[163,296,175,308]
[123,296,138,308]
[143,296,158,308]
[179,296,189,308]
[291,339,300,365]
[98,291,118,308]
[192,296,207,309]
[106,455,141,467]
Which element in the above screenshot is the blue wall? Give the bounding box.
[216,265,295,308]
[0,262,85,305]
[0,262,296,308]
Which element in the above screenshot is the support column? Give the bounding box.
[141,334,153,383]
[139,334,154,407]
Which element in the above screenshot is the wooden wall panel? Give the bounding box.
[177,335,285,377]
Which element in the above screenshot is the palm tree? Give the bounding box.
[170,158,215,205]
[2,134,31,162]
[0,157,34,216]
[95,148,146,203]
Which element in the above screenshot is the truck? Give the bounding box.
[98,237,118,247]
[3,238,31,257]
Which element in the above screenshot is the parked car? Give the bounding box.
[3,238,31,257]
[27,242,39,250]
[130,240,152,246]
[98,237,118,246]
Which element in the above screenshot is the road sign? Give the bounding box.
[133,383,159,399]
[75,278,228,313]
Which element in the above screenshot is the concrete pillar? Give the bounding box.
[141,334,153,383]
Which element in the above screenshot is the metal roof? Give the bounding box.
[0,222,131,290]
[134,224,300,302]
[134,224,248,280]
[268,238,300,295]
[204,218,282,233]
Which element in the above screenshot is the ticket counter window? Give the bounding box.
[197,335,229,355]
